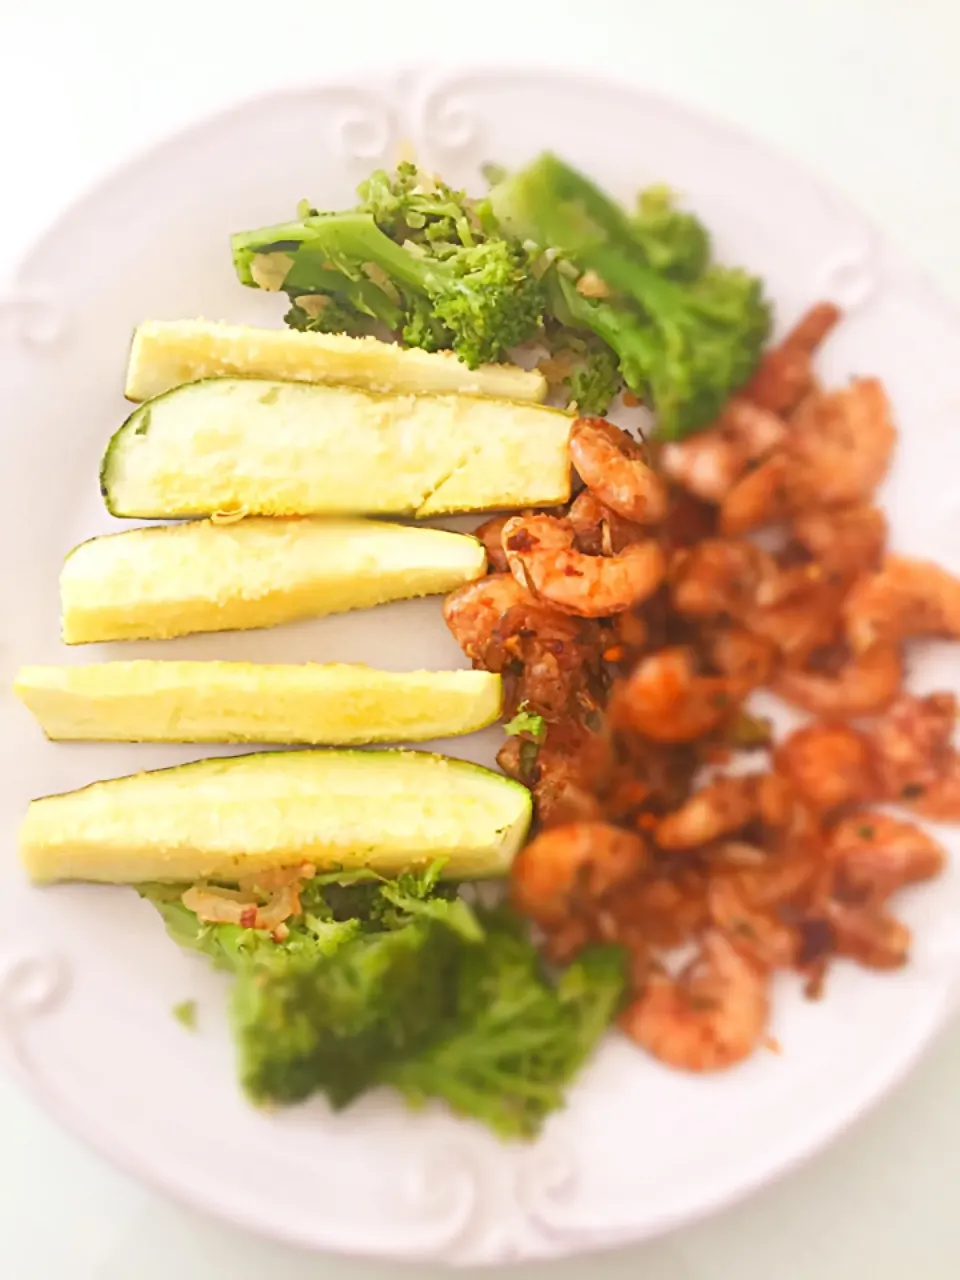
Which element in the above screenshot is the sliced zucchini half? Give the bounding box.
[14,661,501,744]
[101,378,572,519]
[124,319,548,404]
[60,517,486,643]
[19,749,532,884]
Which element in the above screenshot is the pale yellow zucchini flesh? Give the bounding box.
[60,517,486,644]
[102,378,572,519]
[19,750,533,884]
[14,661,502,744]
[124,319,548,404]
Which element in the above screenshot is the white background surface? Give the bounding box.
[1,1,958,1275]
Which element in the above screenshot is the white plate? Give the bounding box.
[2,66,960,1267]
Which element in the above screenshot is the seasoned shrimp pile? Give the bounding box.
[444,303,960,1074]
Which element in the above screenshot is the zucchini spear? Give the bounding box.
[14,662,501,744]
[125,319,547,404]
[60,517,486,643]
[19,749,533,884]
[101,378,572,520]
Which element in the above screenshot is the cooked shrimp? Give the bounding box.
[906,754,960,821]
[792,503,887,579]
[720,380,895,532]
[655,776,761,850]
[567,489,646,556]
[611,605,650,656]
[659,490,719,552]
[443,573,532,663]
[492,601,596,720]
[702,626,776,688]
[601,875,711,950]
[503,513,665,618]
[866,692,957,803]
[671,539,774,619]
[510,821,649,928]
[742,579,847,668]
[719,453,793,536]
[620,932,770,1071]
[660,398,787,504]
[612,646,740,744]
[569,418,668,524]
[828,812,946,903]
[826,902,910,970]
[787,378,897,508]
[774,722,876,814]
[656,773,817,857]
[498,736,603,826]
[471,513,514,573]
[844,555,960,653]
[708,877,799,968]
[499,722,612,827]
[742,302,842,415]
[772,643,903,716]
[720,851,819,908]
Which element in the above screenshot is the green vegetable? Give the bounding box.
[138,863,625,1137]
[504,703,547,743]
[356,161,487,250]
[233,185,545,368]
[562,337,622,417]
[284,293,378,337]
[234,917,462,1107]
[386,915,625,1139]
[490,153,771,437]
[172,999,197,1030]
[139,881,362,973]
[630,185,711,281]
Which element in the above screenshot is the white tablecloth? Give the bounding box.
[2,1,959,1274]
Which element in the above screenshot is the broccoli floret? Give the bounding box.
[357,160,483,249]
[232,921,461,1107]
[542,327,622,416]
[630,185,711,281]
[285,294,373,337]
[139,872,625,1137]
[233,211,544,368]
[386,915,625,1139]
[490,153,771,437]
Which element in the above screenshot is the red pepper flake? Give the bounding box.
[505,529,537,552]
[239,906,258,929]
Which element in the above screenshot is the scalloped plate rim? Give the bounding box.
[3,64,960,1266]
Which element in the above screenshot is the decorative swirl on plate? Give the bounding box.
[0,287,67,347]
[0,952,69,1023]
[330,91,396,163]
[398,1140,483,1257]
[416,78,483,161]
[513,1134,589,1240]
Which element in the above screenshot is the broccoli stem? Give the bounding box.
[235,212,455,307]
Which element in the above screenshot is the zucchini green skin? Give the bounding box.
[20,749,533,885]
[99,377,572,520]
[99,394,160,516]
